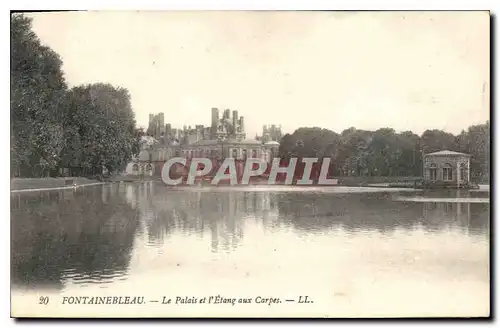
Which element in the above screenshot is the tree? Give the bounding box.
[420,129,456,154]
[278,133,296,160]
[11,14,68,177]
[336,128,372,176]
[464,122,490,181]
[278,127,340,163]
[397,131,422,176]
[63,83,140,174]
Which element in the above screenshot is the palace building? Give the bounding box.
[123,108,281,177]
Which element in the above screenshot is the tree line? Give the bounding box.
[11,14,141,178]
[279,123,490,182]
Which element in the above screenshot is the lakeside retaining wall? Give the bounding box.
[10,177,99,191]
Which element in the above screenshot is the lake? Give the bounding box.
[11,183,490,318]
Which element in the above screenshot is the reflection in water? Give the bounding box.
[11,185,140,290]
[276,192,489,237]
[11,183,489,292]
[131,183,279,252]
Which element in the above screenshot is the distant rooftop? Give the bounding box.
[425,150,471,157]
[239,139,263,145]
[191,139,220,146]
[190,138,262,146]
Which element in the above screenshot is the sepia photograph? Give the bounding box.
[10,10,490,318]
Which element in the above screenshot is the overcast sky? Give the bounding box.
[28,11,489,138]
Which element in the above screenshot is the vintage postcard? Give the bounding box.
[10,10,490,318]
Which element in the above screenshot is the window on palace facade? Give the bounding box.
[132,164,139,172]
[242,149,247,160]
[252,150,257,158]
[443,163,453,181]
[429,163,437,181]
[232,149,238,159]
[146,164,152,171]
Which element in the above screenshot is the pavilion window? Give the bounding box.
[443,163,453,181]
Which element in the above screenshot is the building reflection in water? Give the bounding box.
[421,201,489,236]
[130,183,280,252]
[131,184,489,253]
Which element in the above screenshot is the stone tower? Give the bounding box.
[232,110,238,132]
[211,107,219,132]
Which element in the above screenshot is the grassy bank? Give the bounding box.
[10,177,102,191]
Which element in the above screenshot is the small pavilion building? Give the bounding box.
[423,150,471,187]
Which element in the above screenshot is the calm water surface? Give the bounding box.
[11,183,490,317]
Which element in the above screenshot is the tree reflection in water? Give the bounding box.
[275,192,489,237]
[11,185,141,291]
